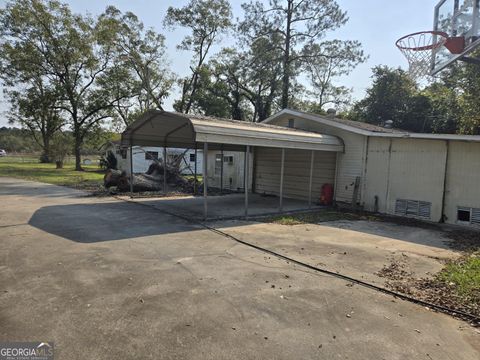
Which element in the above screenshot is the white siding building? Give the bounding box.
[107,144,203,175]
[120,109,480,226]
[107,142,249,191]
[264,109,480,227]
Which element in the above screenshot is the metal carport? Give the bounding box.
[121,110,344,219]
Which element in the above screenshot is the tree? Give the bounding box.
[240,0,360,109]
[4,79,64,162]
[199,38,283,122]
[184,34,285,122]
[0,127,42,153]
[239,36,284,121]
[164,0,232,114]
[444,59,480,135]
[350,66,435,132]
[101,7,175,128]
[421,81,459,134]
[183,63,238,119]
[0,0,136,170]
[49,131,71,168]
[303,41,366,111]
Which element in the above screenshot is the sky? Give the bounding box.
[0,0,436,127]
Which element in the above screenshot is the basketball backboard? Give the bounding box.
[432,0,480,74]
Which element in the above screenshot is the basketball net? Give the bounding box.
[396,31,448,78]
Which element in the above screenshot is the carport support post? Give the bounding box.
[220,145,224,194]
[308,150,315,208]
[194,146,197,195]
[279,148,285,212]
[129,144,134,195]
[244,145,250,219]
[203,142,208,220]
[163,147,167,194]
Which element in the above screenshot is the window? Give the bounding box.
[190,154,196,162]
[223,156,234,164]
[288,119,295,128]
[145,151,158,160]
[395,199,431,219]
[457,207,480,225]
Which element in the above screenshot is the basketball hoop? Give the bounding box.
[396,31,449,78]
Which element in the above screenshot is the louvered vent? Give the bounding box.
[395,199,431,219]
[472,208,480,225]
[395,199,407,215]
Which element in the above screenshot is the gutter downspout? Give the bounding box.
[385,138,393,213]
[440,140,450,223]
[361,136,370,208]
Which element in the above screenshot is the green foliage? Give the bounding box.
[49,132,71,164]
[350,66,437,132]
[100,7,175,128]
[165,0,232,114]
[187,39,283,121]
[0,0,175,171]
[239,0,364,109]
[436,59,480,135]
[4,82,64,162]
[350,62,480,134]
[438,254,480,298]
[304,41,366,110]
[189,0,365,120]
[0,127,42,153]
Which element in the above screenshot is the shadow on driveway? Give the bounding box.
[28,201,200,243]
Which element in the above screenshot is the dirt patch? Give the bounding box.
[444,229,480,252]
[377,254,480,325]
[263,209,381,225]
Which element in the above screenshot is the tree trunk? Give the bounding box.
[39,151,50,163]
[281,1,293,109]
[40,137,51,163]
[74,134,83,171]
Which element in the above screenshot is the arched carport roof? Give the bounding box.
[121,110,344,152]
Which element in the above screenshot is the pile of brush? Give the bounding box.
[104,162,199,193]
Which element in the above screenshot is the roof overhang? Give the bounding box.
[265,109,480,142]
[121,110,344,152]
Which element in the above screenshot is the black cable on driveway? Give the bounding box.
[116,195,480,326]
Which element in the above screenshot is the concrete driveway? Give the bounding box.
[0,178,479,359]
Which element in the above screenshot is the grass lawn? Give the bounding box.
[438,252,480,298]
[0,156,105,191]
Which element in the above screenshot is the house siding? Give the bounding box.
[364,138,447,222]
[254,147,336,201]
[444,141,480,225]
[267,117,366,204]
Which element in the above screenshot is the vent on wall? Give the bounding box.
[395,199,432,219]
[457,206,480,226]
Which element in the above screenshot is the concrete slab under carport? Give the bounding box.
[1,178,479,360]
[130,192,322,220]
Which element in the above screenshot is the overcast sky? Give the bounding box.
[0,0,435,127]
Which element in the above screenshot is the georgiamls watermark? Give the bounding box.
[0,342,54,360]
